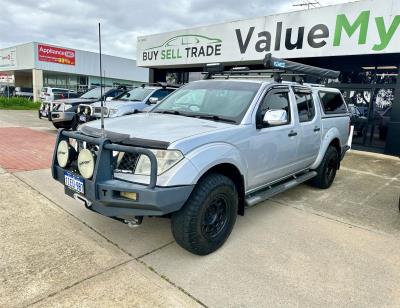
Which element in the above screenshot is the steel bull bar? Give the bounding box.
[51,129,175,224]
[52,129,158,188]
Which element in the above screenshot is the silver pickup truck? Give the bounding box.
[77,85,177,123]
[52,55,350,255]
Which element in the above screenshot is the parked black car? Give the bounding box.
[0,85,15,97]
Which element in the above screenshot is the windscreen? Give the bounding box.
[118,87,154,101]
[80,88,104,99]
[152,81,261,123]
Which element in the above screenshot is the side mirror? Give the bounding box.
[105,97,113,101]
[148,97,159,105]
[263,109,288,126]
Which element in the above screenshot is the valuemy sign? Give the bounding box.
[38,44,75,66]
[137,0,400,67]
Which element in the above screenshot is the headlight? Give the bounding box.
[134,150,183,175]
[85,107,91,115]
[108,108,118,116]
[77,149,95,179]
[77,106,81,113]
[57,140,70,167]
[61,103,73,111]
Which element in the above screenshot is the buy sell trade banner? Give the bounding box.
[137,0,400,67]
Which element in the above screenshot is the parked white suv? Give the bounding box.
[40,87,78,102]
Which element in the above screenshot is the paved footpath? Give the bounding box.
[1,110,400,307]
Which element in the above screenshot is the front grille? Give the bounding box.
[93,107,108,116]
[114,152,139,174]
[78,105,92,116]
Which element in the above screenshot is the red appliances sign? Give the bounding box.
[38,44,75,65]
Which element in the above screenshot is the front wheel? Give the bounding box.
[171,173,238,255]
[309,145,339,189]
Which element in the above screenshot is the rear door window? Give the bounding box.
[294,90,315,122]
[319,91,347,114]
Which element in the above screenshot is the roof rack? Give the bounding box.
[203,53,340,83]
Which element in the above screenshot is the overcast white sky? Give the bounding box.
[0,0,356,59]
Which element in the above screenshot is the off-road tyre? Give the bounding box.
[309,145,339,189]
[171,173,238,255]
[52,122,65,129]
[70,115,79,131]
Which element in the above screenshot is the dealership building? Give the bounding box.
[137,0,400,155]
[0,42,149,101]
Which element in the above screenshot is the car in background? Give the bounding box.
[0,85,15,97]
[40,87,79,102]
[15,87,33,99]
[77,84,177,123]
[39,87,126,130]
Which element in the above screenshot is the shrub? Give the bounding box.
[0,97,41,110]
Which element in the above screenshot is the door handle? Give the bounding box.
[313,127,321,132]
[288,131,298,137]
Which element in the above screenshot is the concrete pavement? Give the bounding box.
[1,110,400,307]
[0,171,198,307]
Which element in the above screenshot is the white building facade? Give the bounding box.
[0,42,149,101]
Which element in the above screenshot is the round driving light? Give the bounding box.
[78,149,95,179]
[57,140,69,168]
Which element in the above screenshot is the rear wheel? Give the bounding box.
[309,145,339,189]
[171,173,238,255]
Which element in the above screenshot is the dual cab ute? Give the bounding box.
[77,84,177,123]
[52,55,350,255]
[39,87,126,130]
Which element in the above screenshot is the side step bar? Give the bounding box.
[245,171,317,207]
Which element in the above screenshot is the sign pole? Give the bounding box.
[98,22,105,137]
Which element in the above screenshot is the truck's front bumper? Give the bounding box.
[54,165,193,219]
[38,110,52,121]
[51,111,75,123]
[52,130,194,221]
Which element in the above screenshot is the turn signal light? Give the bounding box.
[120,191,137,201]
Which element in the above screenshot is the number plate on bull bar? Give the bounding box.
[64,171,84,194]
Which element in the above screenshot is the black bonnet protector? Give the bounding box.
[80,126,170,149]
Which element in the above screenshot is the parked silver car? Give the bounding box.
[77,85,177,123]
[51,55,350,255]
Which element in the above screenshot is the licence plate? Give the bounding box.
[64,171,84,194]
[41,110,48,117]
[79,115,87,122]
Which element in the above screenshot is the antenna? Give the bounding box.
[98,22,105,138]
[293,0,320,9]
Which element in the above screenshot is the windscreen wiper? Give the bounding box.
[154,110,181,115]
[192,114,236,123]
